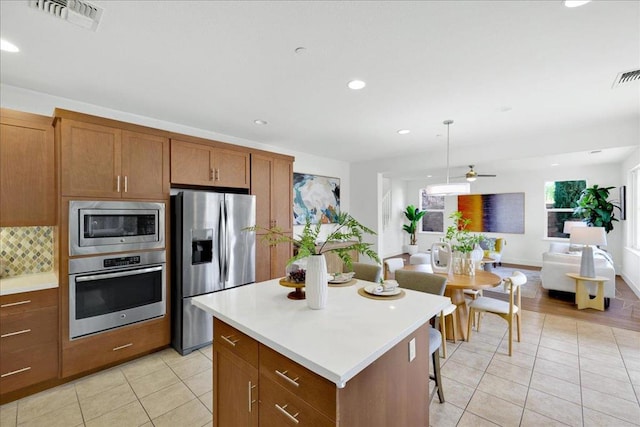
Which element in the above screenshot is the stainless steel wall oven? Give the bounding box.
[69,200,165,256]
[68,251,166,339]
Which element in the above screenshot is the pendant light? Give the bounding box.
[425,120,471,196]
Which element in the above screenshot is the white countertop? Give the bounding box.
[192,279,450,388]
[0,271,58,296]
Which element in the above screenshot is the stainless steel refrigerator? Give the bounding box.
[171,190,256,355]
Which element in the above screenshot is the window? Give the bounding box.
[420,190,444,233]
[544,180,586,238]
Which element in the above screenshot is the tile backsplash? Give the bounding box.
[0,226,54,277]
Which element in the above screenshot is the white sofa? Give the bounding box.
[540,242,616,299]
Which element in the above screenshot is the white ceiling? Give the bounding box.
[1,1,638,177]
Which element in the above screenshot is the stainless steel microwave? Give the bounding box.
[69,200,165,256]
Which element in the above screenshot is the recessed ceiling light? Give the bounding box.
[294,47,306,54]
[347,80,366,90]
[590,150,602,154]
[564,0,591,7]
[551,163,560,167]
[253,119,268,125]
[0,39,19,53]
[426,175,433,178]
[397,129,410,135]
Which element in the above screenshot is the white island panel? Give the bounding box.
[192,278,450,387]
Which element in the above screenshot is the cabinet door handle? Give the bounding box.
[112,343,133,351]
[124,176,128,193]
[220,334,240,347]
[1,328,31,338]
[209,168,214,181]
[116,175,121,192]
[275,369,300,387]
[274,403,300,424]
[0,300,31,308]
[248,381,257,412]
[215,168,220,180]
[1,366,31,378]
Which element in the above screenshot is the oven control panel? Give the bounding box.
[104,256,141,268]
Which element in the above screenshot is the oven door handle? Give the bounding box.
[75,266,163,282]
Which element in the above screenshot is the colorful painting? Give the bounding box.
[458,193,525,234]
[293,173,340,224]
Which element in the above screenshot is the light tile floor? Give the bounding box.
[1,310,639,426]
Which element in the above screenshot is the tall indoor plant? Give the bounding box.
[248,212,380,309]
[573,185,619,233]
[402,204,426,255]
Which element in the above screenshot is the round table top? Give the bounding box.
[400,264,502,290]
[565,272,609,281]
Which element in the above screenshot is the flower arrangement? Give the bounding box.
[443,211,484,253]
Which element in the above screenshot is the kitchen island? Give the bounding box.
[192,278,450,426]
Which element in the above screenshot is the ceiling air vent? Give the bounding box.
[29,0,103,31]
[612,69,640,88]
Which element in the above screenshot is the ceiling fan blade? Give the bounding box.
[477,174,497,177]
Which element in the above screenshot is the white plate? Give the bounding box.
[364,284,401,296]
[328,277,353,284]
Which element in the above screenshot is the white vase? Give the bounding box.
[305,254,328,309]
[452,251,475,276]
[407,244,419,255]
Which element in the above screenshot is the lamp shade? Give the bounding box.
[570,226,607,246]
[563,220,587,234]
[425,182,470,196]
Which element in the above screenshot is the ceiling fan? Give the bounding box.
[462,165,497,182]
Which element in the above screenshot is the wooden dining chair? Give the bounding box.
[348,262,382,283]
[383,258,405,279]
[395,269,447,403]
[466,271,526,356]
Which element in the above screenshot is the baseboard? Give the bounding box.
[622,272,640,299]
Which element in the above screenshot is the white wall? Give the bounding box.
[399,163,625,269]
[620,147,640,297]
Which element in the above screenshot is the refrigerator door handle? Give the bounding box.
[218,200,225,286]
[224,199,231,283]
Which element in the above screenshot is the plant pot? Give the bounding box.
[452,251,475,276]
[305,254,328,309]
[407,244,419,255]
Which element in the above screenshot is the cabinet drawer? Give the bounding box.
[62,317,169,377]
[260,375,334,427]
[213,318,258,368]
[0,288,57,316]
[0,306,57,352]
[0,342,58,394]
[260,344,336,420]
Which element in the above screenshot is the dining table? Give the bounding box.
[400,264,502,341]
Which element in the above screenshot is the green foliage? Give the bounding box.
[443,211,484,253]
[553,180,586,209]
[402,204,426,245]
[573,185,619,233]
[246,212,380,269]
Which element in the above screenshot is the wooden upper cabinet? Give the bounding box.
[60,119,122,198]
[0,109,56,226]
[171,139,250,189]
[121,130,169,199]
[271,157,293,232]
[59,117,169,199]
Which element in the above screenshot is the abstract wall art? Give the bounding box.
[293,173,340,224]
[458,192,525,234]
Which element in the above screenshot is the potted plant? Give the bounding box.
[443,211,484,275]
[402,205,426,255]
[247,212,380,309]
[573,185,619,233]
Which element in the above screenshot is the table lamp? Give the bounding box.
[563,220,586,235]
[569,226,607,278]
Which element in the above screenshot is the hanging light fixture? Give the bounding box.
[425,120,471,196]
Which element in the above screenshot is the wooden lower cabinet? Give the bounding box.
[212,319,430,426]
[0,288,58,396]
[61,316,170,378]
